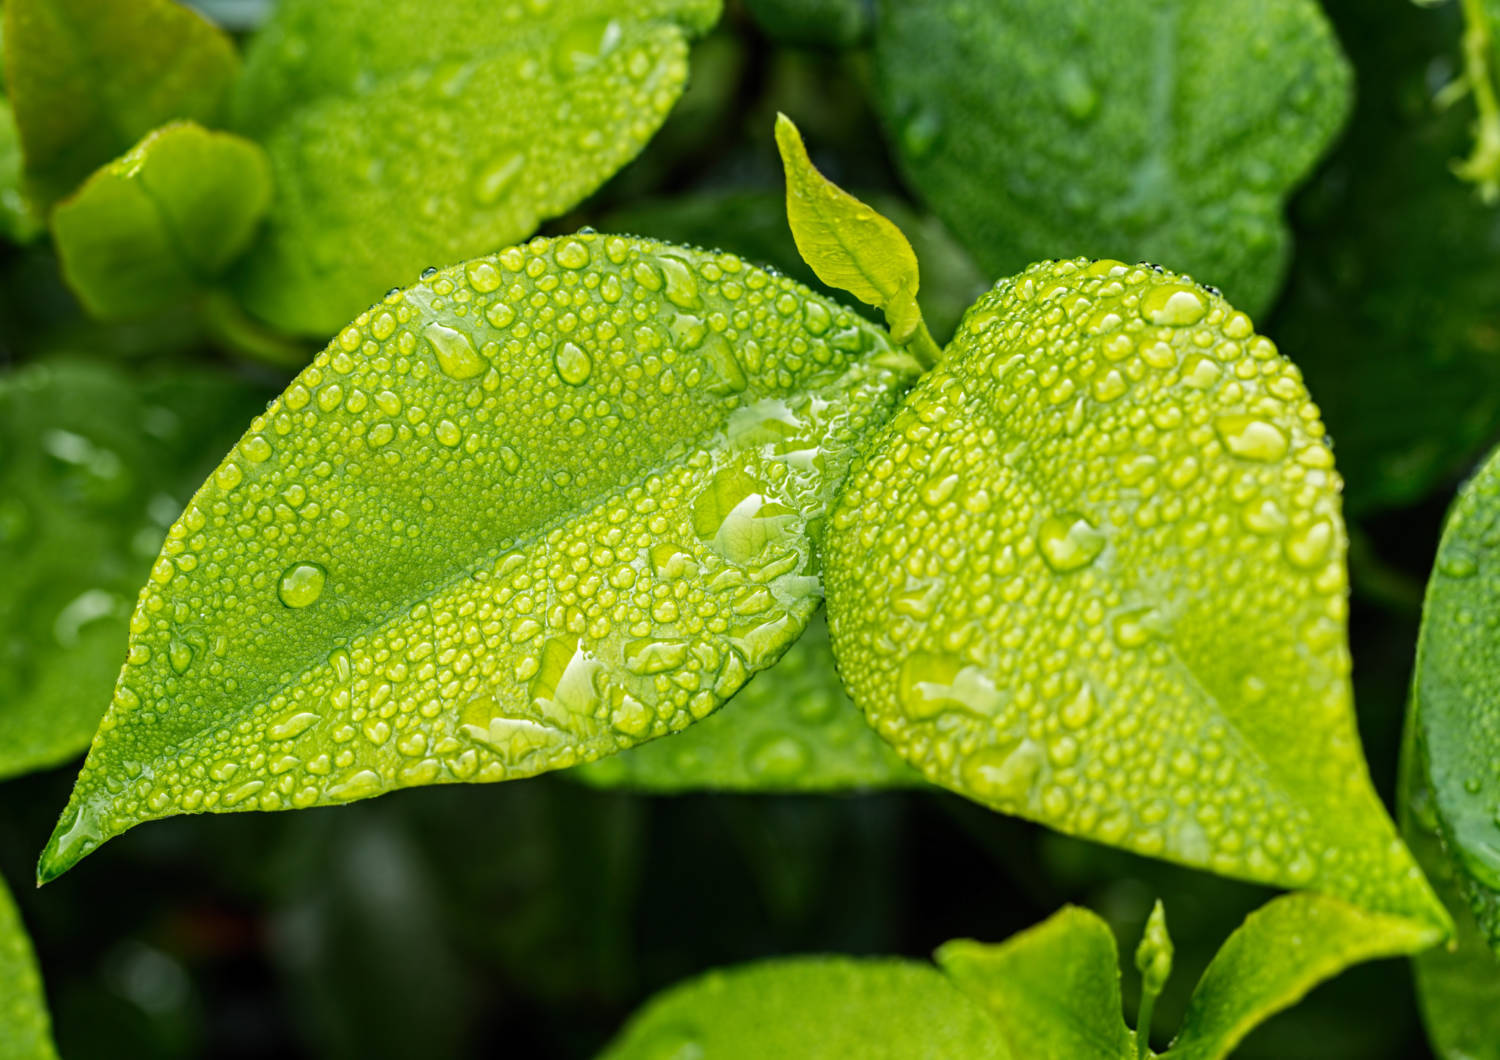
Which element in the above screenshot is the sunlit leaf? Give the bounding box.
[822,257,1446,927]
[38,233,918,881]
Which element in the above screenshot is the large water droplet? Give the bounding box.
[1214,415,1288,462]
[278,562,327,608]
[425,323,486,380]
[1140,284,1208,326]
[1037,513,1106,572]
[553,341,593,385]
[896,653,1003,720]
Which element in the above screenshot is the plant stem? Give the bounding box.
[905,316,942,371]
[1135,988,1157,1060]
[1455,0,1500,202]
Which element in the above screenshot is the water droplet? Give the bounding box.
[1285,519,1335,570]
[555,239,590,269]
[328,770,383,801]
[896,653,1003,720]
[473,152,525,205]
[553,341,593,385]
[269,712,321,740]
[960,740,1045,807]
[1440,547,1479,579]
[745,734,812,782]
[899,104,943,159]
[1214,415,1288,462]
[1140,284,1208,326]
[1055,62,1098,121]
[658,254,702,309]
[167,638,195,675]
[426,323,486,380]
[1037,513,1106,572]
[278,562,327,608]
[552,16,622,77]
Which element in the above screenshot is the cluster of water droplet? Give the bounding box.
[825,257,1426,912]
[45,233,916,873]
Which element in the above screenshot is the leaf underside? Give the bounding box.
[39,233,918,882]
[824,257,1444,927]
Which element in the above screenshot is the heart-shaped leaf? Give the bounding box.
[38,233,918,881]
[3,0,238,205]
[0,873,57,1060]
[52,121,272,320]
[872,0,1351,315]
[573,611,920,792]
[228,0,722,336]
[823,256,1445,928]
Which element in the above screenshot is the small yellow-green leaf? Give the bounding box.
[3,0,238,205]
[38,233,918,882]
[599,956,1011,1060]
[0,872,58,1060]
[229,0,722,336]
[823,257,1447,928]
[774,113,929,351]
[1162,893,1442,1059]
[51,121,272,320]
[937,906,1135,1060]
[572,611,921,792]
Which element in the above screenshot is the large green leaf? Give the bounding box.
[873,0,1351,316]
[1410,441,1500,948]
[937,907,1134,1060]
[51,121,272,320]
[38,233,918,881]
[598,955,1011,1060]
[2,0,238,206]
[228,0,721,337]
[0,360,272,781]
[822,257,1445,928]
[0,872,57,1060]
[573,611,919,792]
[0,96,40,242]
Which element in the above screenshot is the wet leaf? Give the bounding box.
[228,0,722,337]
[38,233,918,881]
[0,360,272,781]
[1162,893,1441,1059]
[1409,441,1500,948]
[873,0,1351,316]
[0,96,41,242]
[51,121,272,320]
[573,611,920,792]
[2,0,238,206]
[598,955,1010,1060]
[0,872,58,1059]
[937,906,1134,1060]
[742,0,870,49]
[823,257,1446,927]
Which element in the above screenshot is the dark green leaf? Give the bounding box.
[228,0,722,336]
[51,121,272,320]
[3,0,238,205]
[873,0,1351,316]
[573,611,920,792]
[0,872,58,1059]
[823,257,1446,927]
[742,0,870,49]
[38,234,918,881]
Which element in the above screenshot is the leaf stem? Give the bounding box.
[1135,989,1158,1060]
[1454,0,1500,202]
[904,316,942,371]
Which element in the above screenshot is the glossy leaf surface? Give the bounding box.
[0,872,57,1059]
[3,0,237,205]
[599,956,1010,1060]
[39,234,917,881]
[573,611,919,792]
[823,257,1444,926]
[52,121,272,320]
[1411,442,1500,948]
[0,360,271,781]
[938,906,1133,1060]
[873,0,1351,315]
[229,0,721,336]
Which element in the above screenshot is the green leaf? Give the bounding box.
[0,872,57,1060]
[51,121,272,320]
[872,0,1352,316]
[774,113,933,358]
[937,906,1135,1060]
[742,0,870,49]
[2,0,238,206]
[1133,900,1173,1058]
[1162,893,1441,1059]
[0,96,41,242]
[38,233,919,882]
[1410,441,1500,949]
[822,257,1447,928]
[572,610,921,792]
[598,955,1011,1060]
[1402,718,1500,1060]
[0,359,273,782]
[227,0,722,337]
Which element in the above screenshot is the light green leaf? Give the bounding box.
[2,0,238,206]
[598,955,1011,1060]
[1402,718,1500,1060]
[51,121,272,320]
[873,0,1352,316]
[572,611,920,792]
[38,233,918,882]
[0,872,58,1060]
[774,113,930,353]
[1162,893,1441,1059]
[1410,441,1500,949]
[0,360,272,782]
[937,906,1134,1060]
[0,96,41,242]
[822,257,1447,928]
[228,0,721,337]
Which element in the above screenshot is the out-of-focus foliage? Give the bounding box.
[0,871,57,1059]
